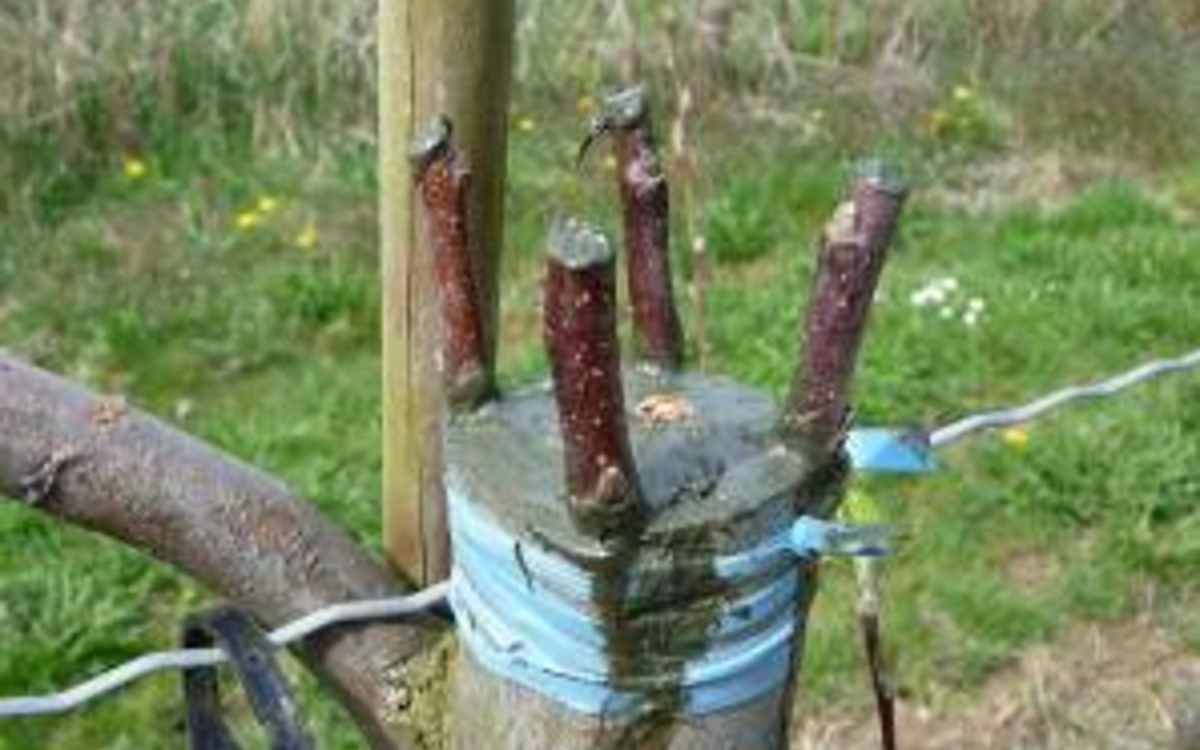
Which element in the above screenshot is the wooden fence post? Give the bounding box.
[378,0,516,584]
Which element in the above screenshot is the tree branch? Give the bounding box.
[0,352,435,750]
[413,116,496,411]
[779,160,908,465]
[584,87,685,371]
[542,219,645,537]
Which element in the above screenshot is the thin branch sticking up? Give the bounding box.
[543,218,645,536]
[780,160,908,465]
[412,117,495,411]
[858,557,897,750]
[582,87,685,372]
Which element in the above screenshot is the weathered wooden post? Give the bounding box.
[378,0,516,585]
[430,89,907,748]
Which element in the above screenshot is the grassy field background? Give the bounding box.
[2,1,1200,747]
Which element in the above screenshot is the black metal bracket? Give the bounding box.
[181,606,315,750]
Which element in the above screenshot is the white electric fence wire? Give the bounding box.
[2,347,1199,719]
[930,346,1200,448]
[0,581,451,717]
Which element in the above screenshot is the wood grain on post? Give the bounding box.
[379,0,515,585]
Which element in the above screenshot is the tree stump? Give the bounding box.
[446,369,817,750]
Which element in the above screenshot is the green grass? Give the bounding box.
[4,1,1200,746]
[3,115,1200,746]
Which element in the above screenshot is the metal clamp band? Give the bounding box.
[181,606,314,750]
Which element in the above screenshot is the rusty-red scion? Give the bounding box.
[412,117,494,410]
[582,86,685,372]
[543,217,645,534]
[780,159,909,462]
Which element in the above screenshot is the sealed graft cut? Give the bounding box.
[543,217,645,536]
[445,365,808,750]
[780,159,909,465]
[412,116,494,411]
[583,86,685,372]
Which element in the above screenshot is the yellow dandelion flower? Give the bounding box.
[295,225,319,249]
[235,210,261,231]
[123,158,148,180]
[1001,427,1030,450]
[517,116,536,133]
[602,154,618,172]
[575,96,597,115]
[842,488,884,525]
[257,196,281,214]
[952,84,975,103]
[927,108,951,136]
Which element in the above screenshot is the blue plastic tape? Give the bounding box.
[448,476,891,718]
[847,427,935,474]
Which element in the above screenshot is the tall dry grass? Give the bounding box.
[1,0,375,149]
[3,0,1200,209]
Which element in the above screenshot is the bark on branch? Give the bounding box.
[0,352,434,750]
[413,116,496,411]
[543,219,645,537]
[583,87,686,371]
[780,160,908,465]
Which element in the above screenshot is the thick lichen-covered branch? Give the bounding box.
[542,218,645,536]
[0,352,435,750]
[780,160,908,464]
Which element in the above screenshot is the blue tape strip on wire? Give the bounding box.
[847,428,934,474]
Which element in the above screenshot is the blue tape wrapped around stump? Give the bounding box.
[448,485,888,717]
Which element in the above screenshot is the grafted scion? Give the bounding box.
[780,159,909,464]
[542,217,645,536]
[583,86,685,372]
[412,116,494,411]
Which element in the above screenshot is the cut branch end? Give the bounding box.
[543,217,645,538]
[412,117,496,411]
[580,86,686,372]
[779,159,909,465]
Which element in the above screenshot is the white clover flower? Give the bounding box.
[911,276,974,318]
[909,288,936,308]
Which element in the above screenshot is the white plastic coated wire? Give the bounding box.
[930,346,1200,448]
[2,346,1199,719]
[0,581,451,718]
